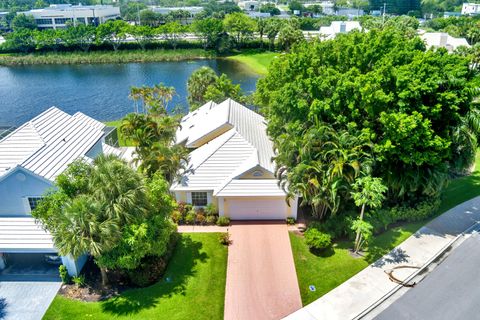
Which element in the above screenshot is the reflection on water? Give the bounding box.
[0,59,259,126]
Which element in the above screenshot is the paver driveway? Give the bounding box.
[224,221,302,320]
[0,281,61,320]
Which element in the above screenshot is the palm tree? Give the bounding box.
[187,67,218,110]
[53,195,121,287]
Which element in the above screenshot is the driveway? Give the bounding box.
[224,221,302,320]
[0,281,61,320]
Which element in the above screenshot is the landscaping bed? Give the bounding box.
[44,233,228,320]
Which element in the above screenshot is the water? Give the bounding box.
[0,59,259,127]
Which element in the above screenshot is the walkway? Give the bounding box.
[0,281,61,320]
[224,221,302,320]
[285,196,480,320]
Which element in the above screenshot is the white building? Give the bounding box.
[319,21,363,40]
[149,6,204,24]
[171,99,298,220]
[20,4,120,29]
[0,107,130,277]
[420,32,470,52]
[238,1,260,11]
[304,1,335,15]
[461,3,480,15]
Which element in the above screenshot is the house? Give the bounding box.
[20,4,120,30]
[319,21,363,40]
[171,99,298,220]
[461,2,480,15]
[420,32,470,52]
[238,1,260,11]
[0,107,129,276]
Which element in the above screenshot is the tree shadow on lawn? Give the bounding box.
[0,297,6,320]
[101,234,208,316]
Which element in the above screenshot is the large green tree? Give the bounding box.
[256,29,480,216]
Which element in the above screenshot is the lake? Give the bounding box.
[0,59,259,127]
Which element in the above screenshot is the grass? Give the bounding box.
[291,152,480,306]
[226,50,278,75]
[43,233,228,320]
[104,120,134,147]
[0,49,216,66]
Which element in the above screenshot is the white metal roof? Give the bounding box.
[215,179,287,197]
[420,32,470,52]
[0,217,56,253]
[0,107,107,181]
[319,21,362,40]
[172,99,286,196]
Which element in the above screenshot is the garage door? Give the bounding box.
[227,198,287,220]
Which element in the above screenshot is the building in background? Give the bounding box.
[319,21,363,40]
[20,4,120,30]
[461,2,480,15]
[420,32,470,52]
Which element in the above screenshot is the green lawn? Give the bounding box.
[44,233,228,320]
[291,152,480,306]
[227,51,278,75]
[104,120,134,147]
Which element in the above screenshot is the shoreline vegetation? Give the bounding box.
[0,49,217,66]
[0,49,277,73]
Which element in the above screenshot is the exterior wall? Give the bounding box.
[174,190,217,207]
[238,168,275,179]
[0,168,53,216]
[61,254,88,276]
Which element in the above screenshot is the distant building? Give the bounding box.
[461,3,480,15]
[420,32,470,52]
[443,11,462,17]
[304,1,335,15]
[336,8,364,17]
[319,21,363,40]
[150,6,203,24]
[247,11,271,18]
[20,4,120,30]
[238,1,260,11]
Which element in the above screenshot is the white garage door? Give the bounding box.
[228,198,287,220]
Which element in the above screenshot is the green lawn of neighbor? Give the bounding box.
[227,51,278,75]
[104,120,134,147]
[291,152,480,306]
[44,233,227,320]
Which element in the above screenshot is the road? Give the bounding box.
[375,232,480,320]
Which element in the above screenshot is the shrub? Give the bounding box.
[171,210,183,224]
[196,213,206,225]
[216,216,230,226]
[59,265,71,284]
[177,202,193,216]
[185,211,196,225]
[219,233,231,245]
[304,228,332,251]
[286,217,296,225]
[195,207,205,215]
[72,274,86,287]
[307,213,355,239]
[206,215,217,224]
[205,203,218,216]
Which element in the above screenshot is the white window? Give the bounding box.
[191,192,208,206]
[27,197,43,211]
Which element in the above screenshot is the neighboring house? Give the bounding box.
[150,6,204,24]
[171,99,298,220]
[304,1,335,15]
[420,32,470,52]
[238,1,260,11]
[0,107,129,276]
[319,21,363,40]
[20,4,120,30]
[461,2,480,15]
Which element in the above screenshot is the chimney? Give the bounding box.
[440,33,448,47]
[340,22,346,33]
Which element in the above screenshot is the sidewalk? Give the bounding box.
[284,196,480,320]
[177,225,229,233]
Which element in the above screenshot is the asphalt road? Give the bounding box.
[375,233,480,320]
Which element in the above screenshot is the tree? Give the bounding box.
[64,24,96,52]
[350,176,387,253]
[264,18,282,50]
[309,4,323,14]
[288,0,305,13]
[256,18,267,47]
[223,12,256,47]
[256,29,479,216]
[32,155,170,287]
[5,28,34,52]
[128,84,176,117]
[33,29,65,52]
[204,73,245,104]
[187,66,218,109]
[11,13,36,31]
[192,17,224,50]
[96,20,129,51]
[160,21,186,50]
[129,25,154,50]
[260,3,281,16]
[139,9,160,27]
[278,22,304,51]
